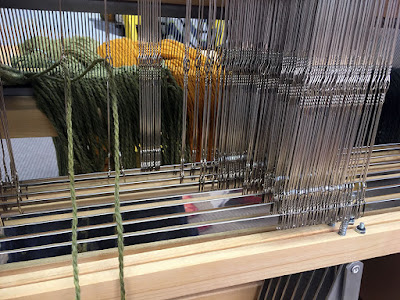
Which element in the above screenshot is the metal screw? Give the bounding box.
[349,216,355,225]
[355,222,366,234]
[327,222,336,227]
[338,218,350,236]
[351,265,360,274]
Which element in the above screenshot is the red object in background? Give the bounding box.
[184,203,198,213]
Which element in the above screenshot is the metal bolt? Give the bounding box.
[355,222,366,234]
[327,222,336,227]
[349,216,355,225]
[351,265,360,274]
[338,218,349,236]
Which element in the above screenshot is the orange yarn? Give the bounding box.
[97,38,138,67]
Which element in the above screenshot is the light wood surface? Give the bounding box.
[1,209,399,300]
[1,96,57,138]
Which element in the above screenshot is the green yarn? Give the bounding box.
[11,51,57,69]
[62,59,81,300]
[0,36,184,300]
[15,36,100,72]
[1,36,183,175]
[29,65,182,176]
[106,63,126,300]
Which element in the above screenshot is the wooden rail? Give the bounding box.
[0,209,399,300]
[1,96,57,138]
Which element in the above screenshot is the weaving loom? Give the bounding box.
[0,0,400,299]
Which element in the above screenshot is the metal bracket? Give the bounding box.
[327,261,364,300]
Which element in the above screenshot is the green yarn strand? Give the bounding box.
[106,64,126,299]
[62,60,81,300]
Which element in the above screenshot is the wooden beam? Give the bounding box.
[0,210,399,300]
[1,96,57,138]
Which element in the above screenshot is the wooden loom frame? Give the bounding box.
[1,207,400,299]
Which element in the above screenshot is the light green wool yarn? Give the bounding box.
[61,58,81,300]
[106,63,126,299]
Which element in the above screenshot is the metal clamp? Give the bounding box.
[327,261,364,300]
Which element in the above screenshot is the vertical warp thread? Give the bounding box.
[107,64,126,299]
[62,60,81,299]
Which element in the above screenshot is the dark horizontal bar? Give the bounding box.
[0,0,221,18]
[2,86,34,97]
[364,197,400,212]
[0,0,138,14]
[366,176,400,189]
[367,168,400,178]
[365,185,400,198]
